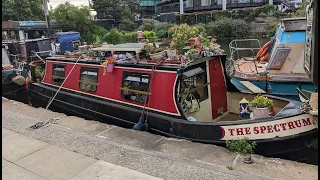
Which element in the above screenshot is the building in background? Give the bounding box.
[156,0,285,14]
[139,0,162,18]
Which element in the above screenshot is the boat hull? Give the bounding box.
[229,77,317,101]
[2,81,28,104]
[30,83,318,165]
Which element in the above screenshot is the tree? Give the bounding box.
[92,0,140,25]
[50,2,94,42]
[2,0,45,21]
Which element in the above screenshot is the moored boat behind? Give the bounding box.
[226,17,317,101]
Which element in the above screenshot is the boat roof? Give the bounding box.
[45,55,226,71]
[282,17,306,21]
[55,31,80,36]
[55,32,81,43]
[91,43,145,52]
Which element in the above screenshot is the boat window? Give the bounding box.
[52,64,66,85]
[121,71,151,104]
[79,67,99,92]
[180,63,209,102]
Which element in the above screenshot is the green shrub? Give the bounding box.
[123,32,137,43]
[226,137,257,154]
[261,4,276,16]
[275,11,288,18]
[194,24,207,36]
[206,17,251,38]
[143,31,158,43]
[141,19,157,31]
[83,24,107,44]
[294,2,310,16]
[258,13,267,18]
[267,21,279,37]
[154,21,174,38]
[103,28,124,44]
[119,19,137,32]
[232,18,251,38]
[254,7,263,17]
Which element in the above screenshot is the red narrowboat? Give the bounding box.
[29,53,318,165]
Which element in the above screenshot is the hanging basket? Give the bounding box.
[106,63,114,72]
[252,108,270,119]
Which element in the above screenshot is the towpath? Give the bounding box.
[2,97,318,180]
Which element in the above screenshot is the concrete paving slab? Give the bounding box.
[71,160,163,180]
[3,102,66,122]
[2,159,11,167]
[3,100,318,180]
[2,130,48,162]
[55,116,111,135]
[99,126,164,150]
[156,137,237,167]
[15,145,97,180]
[2,161,47,180]
[2,128,16,138]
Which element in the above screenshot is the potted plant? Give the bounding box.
[166,47,177,61]
[34,65,44,83]
[249,94,273,119]
[169,24,200,54]
[144,44,166,60]
[102,56,116,74]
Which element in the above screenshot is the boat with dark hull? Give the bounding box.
[2,45,30,104]
[29,50,318,165]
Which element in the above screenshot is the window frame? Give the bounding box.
[52,64,66,85]
[79,67,99,93]
[121,71,151,104]
[180,62,209,102]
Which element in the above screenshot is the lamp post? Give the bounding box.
[180,0,184,14]
[43,0,51,37]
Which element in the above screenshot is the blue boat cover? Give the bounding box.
[274,27,306,44]
[56,32,80,43]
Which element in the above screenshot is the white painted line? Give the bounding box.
[153,137,164,145]
[95,126,115,137]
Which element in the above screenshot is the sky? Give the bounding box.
[49,0,90,9]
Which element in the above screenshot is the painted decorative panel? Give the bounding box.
[267,47,291,70]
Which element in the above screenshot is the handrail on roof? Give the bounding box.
[228,39,261,74]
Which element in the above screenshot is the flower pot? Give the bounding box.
[166,50,177,61]
[107,63,114,72]
[252,108,270,119]
[149,50,166,60]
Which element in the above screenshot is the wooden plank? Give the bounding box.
[78,80,98,86]
[119,87,152,96]
[240,81,266,94]
[310,93,318,110]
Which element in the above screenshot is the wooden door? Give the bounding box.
[208,57,228,119]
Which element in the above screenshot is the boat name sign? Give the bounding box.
[219,114,316,140]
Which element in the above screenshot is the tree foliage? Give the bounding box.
[92,0,139,24]
[50,2,94,42]
[2,0,45,21]
[294,1,311,17]
[206,17,251,38]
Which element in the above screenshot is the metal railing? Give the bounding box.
[227,39,261,75]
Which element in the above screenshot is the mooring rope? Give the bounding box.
[30,55,83,129]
